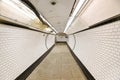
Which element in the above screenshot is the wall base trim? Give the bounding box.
[66,43,95,80]
[15,44,55,80]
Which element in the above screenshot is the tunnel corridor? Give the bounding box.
[26,43,87,80]
[0,0,120,80]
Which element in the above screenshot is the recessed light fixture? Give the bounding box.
[64,0,88,32]
[51,1,56,5]
[40,14,58,33]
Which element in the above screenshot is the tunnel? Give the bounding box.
[0,0,120,80]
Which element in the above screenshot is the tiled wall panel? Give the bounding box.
[46,34,55,49]
[67,34,75,50]
[0,24,55,80]
[68,21,120,80]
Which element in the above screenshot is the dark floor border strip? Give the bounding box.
[73,14,120,34]
[15,44,55,80]
[66,43,95,80]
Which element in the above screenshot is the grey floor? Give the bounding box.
[26,43,87,80]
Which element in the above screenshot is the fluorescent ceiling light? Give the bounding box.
[2,0,37,20]
[2,0,57,33]
[64,0,87,32]
[40,14,58,33]
[44,27,52,32]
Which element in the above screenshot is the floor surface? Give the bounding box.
[26,43,87,80]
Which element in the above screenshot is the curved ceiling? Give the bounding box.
[28,0,75,32]
[0,0,53,33]
[66,0,120,34]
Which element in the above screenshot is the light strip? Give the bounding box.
[64,0,87,32]
[2,0,58,33]
[2,0,37,20]
[40,15,58,33]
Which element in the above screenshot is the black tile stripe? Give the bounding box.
[0,20,49,34]
[73,14,120,34]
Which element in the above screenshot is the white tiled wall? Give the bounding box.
[0,24,55,80]
[67,34,75,50]
[68,21,120,80]
[46,34,55,49]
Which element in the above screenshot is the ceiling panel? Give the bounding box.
[29,0,75,32]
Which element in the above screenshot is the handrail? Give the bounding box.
[71,14,120,35]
